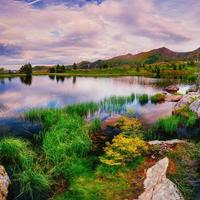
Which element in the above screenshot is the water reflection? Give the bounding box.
[0,76,192,135]
[20,75,32,86]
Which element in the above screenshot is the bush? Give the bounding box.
[100,135,147,166]
[138,94,148,105]
[117,116,143,137]
[151,93,165,103]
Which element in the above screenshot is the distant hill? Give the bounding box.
[33,47,200,71]
[106,47,200,65]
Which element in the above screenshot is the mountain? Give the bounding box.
[106,47,200,65]
[32,47,200,71]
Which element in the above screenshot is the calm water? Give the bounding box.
[0,75,191,136]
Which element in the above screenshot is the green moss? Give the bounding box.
[151,93,165,103]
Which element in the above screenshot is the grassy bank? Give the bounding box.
[0,64,198,79]
[1,99,200,199]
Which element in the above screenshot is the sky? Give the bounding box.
[0,0,199,69]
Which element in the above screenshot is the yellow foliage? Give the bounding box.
[100,134,148,166]
[117,116,143,136]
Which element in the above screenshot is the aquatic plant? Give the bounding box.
[25,108,61,129]
[138,94,148,105]
[151,93,165,103]
[100,134,147,166]
[151,115,180,136]
[64,102,99,117]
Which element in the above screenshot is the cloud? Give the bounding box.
[0,0,199,68]
[0,43,22,56]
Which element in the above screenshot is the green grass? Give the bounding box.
[43,114,91,164]
[0,138,50,198]
[165,143,200,200]
[138,94,148,105]
[18,169,50,197]
[89,118,101,134]
[64,102,99,117]
[0,138,34,170]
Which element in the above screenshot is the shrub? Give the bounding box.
[100,135,147,166]
[151,93,165,103]
[138,94,148,105]
[117,116,143,137]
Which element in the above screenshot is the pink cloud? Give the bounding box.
[0,0,199,68]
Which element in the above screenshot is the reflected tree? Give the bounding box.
[49,75,55,80]
[56,75,65,83]
[72,76,76,84]
[20,75,32,86]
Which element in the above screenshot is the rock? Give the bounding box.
[137,157,184,200]
[148,139,185,145]
[0,165,10,200]
[187,85,198,93]
[189,98,200,117]
[165,95,182,102]
[165,85,179,93]
[173,92,200,111]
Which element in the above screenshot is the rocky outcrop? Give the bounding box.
[187,85,199,93]
[0,165,10,200]
[148,139,185,145]
[173,92,200,111]
[137,157,184,200]
[165,95,182,102]
[189,98,200,117]
[165,85,179,93]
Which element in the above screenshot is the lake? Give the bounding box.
[0,75,192,136]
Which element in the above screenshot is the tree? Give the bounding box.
[19,63,32,75]
[73,63,77,70]
[49,67,55,73]
[55,64,65,73]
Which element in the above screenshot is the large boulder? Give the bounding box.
[0,165,10,200]
[165,85,179,93]
[189,98,200,117]
[173,92,200,111]
[137,157,184,200]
